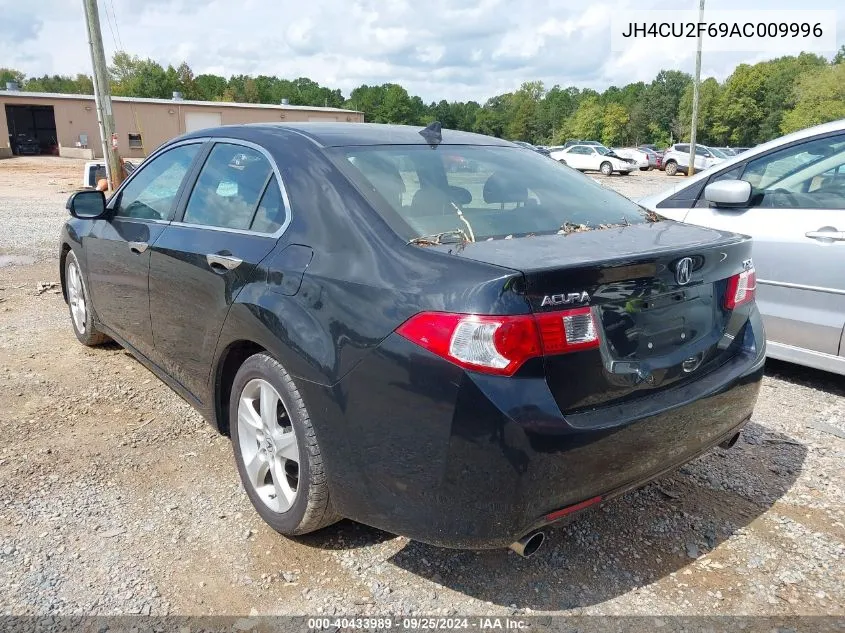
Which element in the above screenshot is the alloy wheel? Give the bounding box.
[237,378,300,513]
[67,261,87,333]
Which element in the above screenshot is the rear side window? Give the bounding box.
[250,176,287,233]
[336,145,654,241]
[183,143,277,231]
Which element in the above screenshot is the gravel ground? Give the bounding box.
[0,157,843,619]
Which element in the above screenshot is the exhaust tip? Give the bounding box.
[719,432,741,449]
[509,531,545,558]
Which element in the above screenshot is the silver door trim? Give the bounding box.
[757,278,845,296]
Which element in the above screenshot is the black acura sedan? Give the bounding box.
[60,123,765,555]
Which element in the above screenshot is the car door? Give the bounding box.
[684,131,845,357]
[565,146,589,170]
[148,140,290,399]
[584,147,604,171]
[84,141,204,358]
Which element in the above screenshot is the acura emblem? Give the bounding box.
[675,257,693,286]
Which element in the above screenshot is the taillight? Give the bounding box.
[395,308,600,376]
[724,267,756,310]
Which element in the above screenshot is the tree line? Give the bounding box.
[3,46,844,148]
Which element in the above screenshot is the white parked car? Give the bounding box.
[82,160,138,188]
[550,144,635,175]
[610,147,652,171]
[661,144,727,176]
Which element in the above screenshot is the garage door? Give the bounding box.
[184,112,222,133]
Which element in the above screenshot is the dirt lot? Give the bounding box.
[0,156,843,618]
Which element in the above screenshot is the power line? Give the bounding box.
[101,0,119,52]
[107,0,125,51]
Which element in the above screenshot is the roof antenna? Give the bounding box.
[419,121,442,147]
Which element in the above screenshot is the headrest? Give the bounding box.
[483,172,528,204]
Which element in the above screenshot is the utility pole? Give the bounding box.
[687,0,705,177]
[82,0,122,189]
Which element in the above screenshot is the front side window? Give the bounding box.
[115,143,200,220]
[336,144,656,241]
[182,143,276,230]
[740,133,845,209]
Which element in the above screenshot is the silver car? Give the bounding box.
[662,143,727,176]
[639,119,845,375]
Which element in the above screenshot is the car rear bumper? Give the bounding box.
[301,309,766,549]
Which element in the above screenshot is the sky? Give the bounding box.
[1,0,843,103]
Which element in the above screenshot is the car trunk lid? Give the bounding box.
[432,221,754,415]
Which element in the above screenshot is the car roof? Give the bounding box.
[182,122,513,148]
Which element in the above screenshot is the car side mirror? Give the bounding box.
[704,180,752,207]
[66,190,107,219]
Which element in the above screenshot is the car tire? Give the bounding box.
[665,160,678,176]
[230,352,341,536]
[640,166,650,171]
[600,161,613,176]
[64,250,109,347]
[558,159,567,166]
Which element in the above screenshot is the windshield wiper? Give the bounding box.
[408,229,471,246]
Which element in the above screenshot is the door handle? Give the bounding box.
[129,241,148,254]
[206,253,243,271]
[805,229,845,242]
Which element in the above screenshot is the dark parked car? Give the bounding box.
[12,134,40,155]
[60,123,765,556]
[512,140,551,157]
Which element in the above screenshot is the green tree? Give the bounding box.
[781,63,845,133]
[677,77,721,144]
[833,45,845,65]
[23,74,93,94]
[378,84,414,124]
[601,103,629,146]
[473,95,509,137]
[505,81,544,141]
[558,96,603,143]
[109,51,173,98]
[537,86,579,143]
[194,74,227,101]
[175,62,198,100]
[643,70,692,142]
[1,68,26,86]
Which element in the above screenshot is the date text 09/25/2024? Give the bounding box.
[307,617,529,630]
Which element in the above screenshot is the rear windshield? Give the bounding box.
[334,145,653,241]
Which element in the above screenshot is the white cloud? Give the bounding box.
[0,0,841,102]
